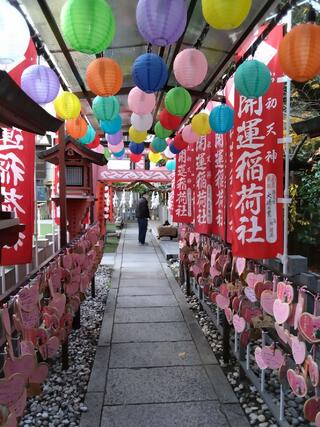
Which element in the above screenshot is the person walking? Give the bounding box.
[135,191,150,245]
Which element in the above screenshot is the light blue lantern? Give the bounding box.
[151,137,167,153]
[93,95,120,121]
[234,59,271,99]
[100,115,122,134]
[166,159,176,172]
[113,147,125,157]
[209,104,234,134]
[78,125,95,144]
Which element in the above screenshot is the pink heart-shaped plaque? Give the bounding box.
[246,273,265,289]
[307,355,319,387]
[9,388,26,418]
[305,397,320,422]
[216,294,230,310]
[224,307,233,325]
[233,314,246,333]
[261,346,285,370]
[273,299,290,324]
[236,258,246,276]
[254,281,273,300]
[209,266,220,279]
[19,309,40,329]
[48,293,66,319]
[4,354,36,383]
[0,374,25,407]
[18,283,39,312]
[255,347,268,370]
[274,323,289,344]
[291,337,306,365]
[287,369,307,397]
[294,292,305,330]
[260,290,276,316]
[29,363,49,384]
[299,312,320,343]
[277,282,294,304]
[244,287,257,303]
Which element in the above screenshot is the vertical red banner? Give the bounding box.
[0,41,36,265]
[231,25,284,258]
[173,144,194,223]
[96,181,106,236]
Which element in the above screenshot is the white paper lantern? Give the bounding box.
[0,0,30,64]
[130,112,153,132]
[164,146,175,159]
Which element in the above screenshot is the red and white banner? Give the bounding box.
[0,40,36,265]
[231,25,284,258]
[173,144,194,223]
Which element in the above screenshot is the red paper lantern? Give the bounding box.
[130,152,143,163]
[159,108,182,130]
[87,135,100,149]
[173,133,188,150]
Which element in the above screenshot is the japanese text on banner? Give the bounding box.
[173,144,194,223]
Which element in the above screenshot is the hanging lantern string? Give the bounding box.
[194,23,210,49]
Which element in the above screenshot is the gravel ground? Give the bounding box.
[20,266,111,427]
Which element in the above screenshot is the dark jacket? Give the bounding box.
[136,196,150,219]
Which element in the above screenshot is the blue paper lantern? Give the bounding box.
[93,96,120,121]
[100,115,122,134]
[166,159,176,172]
[234,60,271,99]
[78,125,95,144]
[169,141,181,155]
[209,104,234,134]
[113,147,125,157]
[151,137,167,153]
[129,141,144,155]
[132,53,168,93]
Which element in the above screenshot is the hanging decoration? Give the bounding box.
[0,0,30,64]
[21,65,60,104]
[191,112,211,135]
[278,21,320,82]
[130,152,142,163]
[129,141,144,155]
[66,116,88,139]
[169,141,181,155]
[86,57,123,96]
[173,48,208,88]
[104,147,111,160]
[128,86,156,114]
[148,151,161,163]
[78,125,95,144]
[155,121,172,139]
[93,96,120,121]
[151,137,167,153]
[201,0,252,30]
[130,112,153,131]
[136,0,187,47]
[129,126,147,143]
[173,133,188,151]
[53,91,81,120]
[182,124,198,144]
[107,130,123,146]
[113,147,125,158]
[87,135,100,149]
[132,53,168,93]
[209,104,234,134]
[165,87,192,116]
[166,159,176,172]
[159,109,182,130]
[61,0,115,54]
[234,60,271,99]
[164,146,175,159]
[100,115,122,134]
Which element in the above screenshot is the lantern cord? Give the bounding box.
[194,24,210,49]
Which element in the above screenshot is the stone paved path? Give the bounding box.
[80,225,249,427]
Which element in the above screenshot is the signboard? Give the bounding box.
[173,144,194,223]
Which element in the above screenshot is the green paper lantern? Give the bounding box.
[61,0,116,54]
[104,148,111,160]
[151,137,167,153]
[93,96,120,121]
[154,121,172,139]
[234,60,271,99]
[165,87,192,116]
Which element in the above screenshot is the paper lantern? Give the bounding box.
[173,133,188,151]
[148,151,161,163]
[109,141,124,153]
[129,141,144,155]
[131,113,153,131]
[61,0,115,54]
[201,0,252,30]
[78,125,95,144]
[130,153,142,163]
[53,91,81,120]
[191,112,211,136]
[155,121,172,139]
[151,137,167,153]
[278,23,320,83]
[132,53,168,93]
[173,48,208,88]
[0,1,30,64]
[104,148,111,160]
[100,115,122,134]
[21,65,60,104]
[165,87,192,117]
[136,0,187,47]
[113,147,125,158]
[235,60,271,99]
[66,116,88,139]
[169,141,181,155]
[159,109,182,130]
[87,135,100,149]
[164,146,175,159]
[86,58,123,96]
[108,131,123,146]
[182,124,198,144]
[166,159,176,172]
[129,126,147,143]
[93,96,120,121]
[209,104,234,134]
[128,87,156,114]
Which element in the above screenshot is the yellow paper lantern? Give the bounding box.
[148,151,161,163]
[191,112,211,136]
[53,91,81,120]
[201,0,252,30]
[129,126,147,143]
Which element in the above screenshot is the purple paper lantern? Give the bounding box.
[136,0,187,47]
[21,65,60,104]
[107,130,123,146]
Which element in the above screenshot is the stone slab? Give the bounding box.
[98,288,117,346]
[112,322,191,343]
[118,286,172,296]
[109,341,202,368]
[87,347,110,392]
[120,271,166,280]
[116,295,177,308]
[105,366,216,405]
[101,401,229,427]
[114,307,183,323]
[221,403,250,427]
[79,392,104,427]
[119,279,168,287]
[205,365,238,403]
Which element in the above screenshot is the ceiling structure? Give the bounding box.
[20,0,282,138]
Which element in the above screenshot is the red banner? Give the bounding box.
[173,144,194,223]
[96,181,106,235]
[231,25,284,258]
[0,40,36,265]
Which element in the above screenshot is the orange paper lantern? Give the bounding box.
[278,23,320,82]
[86,57,123,96]
[66,116,88,139]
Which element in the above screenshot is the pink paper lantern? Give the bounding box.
[109,141,124,153]
[182,124,198,144]
[128,86,156,114]
[173,48,208,88]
